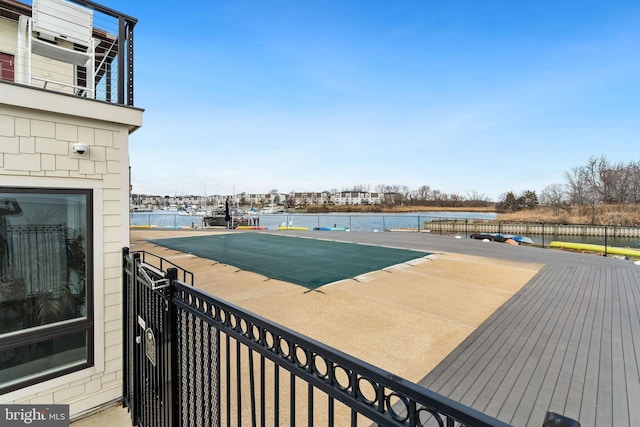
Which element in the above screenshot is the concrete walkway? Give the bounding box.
[70,403,131,426]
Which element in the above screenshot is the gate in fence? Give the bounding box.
[122,247,513,427]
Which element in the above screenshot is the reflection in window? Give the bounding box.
[0,332,88,387]
[0,189,92,393]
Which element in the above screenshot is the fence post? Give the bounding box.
[121,248,130,417]
[131,251,142,423]
[165,267,180,426]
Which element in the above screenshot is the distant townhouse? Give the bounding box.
[334,191,383,205]
[287,191,331,207]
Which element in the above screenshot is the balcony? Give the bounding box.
[0,0,136,107]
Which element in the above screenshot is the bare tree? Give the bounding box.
[376,185,408,205]
[540,184,568,215]
[465,190,488,202]
[565,166,589,214]
[431,189,444,202]
[607,163,630,204]
[351,184,370,192]
[582,156,611,222]
[449,193,464,207]
[629,162,640,203]
[417,185,432,201]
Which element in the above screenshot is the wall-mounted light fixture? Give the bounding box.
[72,143,89,155]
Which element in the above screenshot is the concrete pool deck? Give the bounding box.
[129,229,541,384]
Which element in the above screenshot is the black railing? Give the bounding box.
[0,0,136,106]
[123,248,512,427]
[135,250,194,285]
[62,0,137,106]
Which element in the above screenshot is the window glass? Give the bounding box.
[0,188,92,393]
[0,331,88,388]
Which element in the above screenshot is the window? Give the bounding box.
[0,52,15,82]
[0,188,93,394]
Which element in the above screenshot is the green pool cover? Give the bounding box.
[148,233,429,290]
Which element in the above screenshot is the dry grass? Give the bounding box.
[497,204,640,226]
[304,203,640,226]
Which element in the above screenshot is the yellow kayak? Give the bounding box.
[550,241,640,258]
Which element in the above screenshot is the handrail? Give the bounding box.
[135,250,194,285]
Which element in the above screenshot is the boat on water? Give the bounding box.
[203,213,258,228]
[203,216,243,228]
[260,205,285,214]
[130,205,154,213]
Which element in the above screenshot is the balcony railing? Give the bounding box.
[0,0,136,106]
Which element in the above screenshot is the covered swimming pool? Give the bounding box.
[148,232,429,290]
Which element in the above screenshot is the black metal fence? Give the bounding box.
[122,247,513,426]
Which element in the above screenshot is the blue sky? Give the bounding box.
[109,1,639,201]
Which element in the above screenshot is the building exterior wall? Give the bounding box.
[0,17,18,56]
[0,83,142,417]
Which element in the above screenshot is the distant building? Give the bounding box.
[129,190,386,209]
[286,191,332,207]
[333,191,383,205]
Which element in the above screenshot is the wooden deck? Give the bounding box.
[280,230,640,427]
[419,261,640,427]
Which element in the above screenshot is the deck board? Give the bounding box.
[417,258,640,427]
[622,269,640,426]
[546,266,589,417]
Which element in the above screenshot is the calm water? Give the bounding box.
[130,210,640,248]
[256,211,497,231]
[130,211,497,231]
